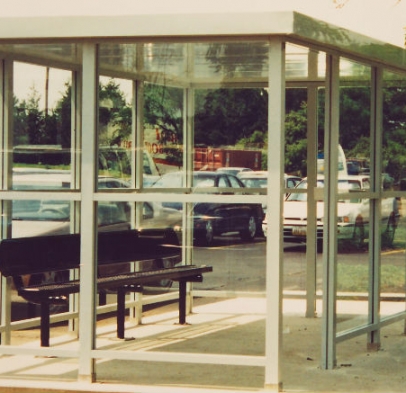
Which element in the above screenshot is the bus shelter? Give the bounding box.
[0,10,405,392]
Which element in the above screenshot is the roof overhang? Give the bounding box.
[0,11,405,73]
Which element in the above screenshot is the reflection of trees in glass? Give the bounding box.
[194,88,268,146]
[383,83,406,181]
[144,83,183,144]
[205,42,268,77]
[14,86,58,146]
[13,79,132,167]
[339,87,370,150]
[285,89,308,176]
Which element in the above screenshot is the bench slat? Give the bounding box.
[18,265,213,304]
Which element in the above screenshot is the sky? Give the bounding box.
[6,0,406,108]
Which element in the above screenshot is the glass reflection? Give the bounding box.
[12,63,73,190]
[11,199,72,239]
[336,58,371,332]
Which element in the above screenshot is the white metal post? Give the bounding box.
[0,58,13,345]
[321,54,340,370]
[184,85,195,314]
[78,43,98,382]
[367,66,383,350]
[130,77,144,324]
[264,38,285,392]
[306,49,319,318]
[69,69,82,335]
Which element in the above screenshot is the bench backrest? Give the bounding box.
[0,228,180,278]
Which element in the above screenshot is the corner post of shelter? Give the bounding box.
[321,54,340,370]
[367,66,384,350]
[264,37,285,391]
[78,42,99,383]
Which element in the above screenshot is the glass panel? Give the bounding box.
[381,71,406,314]
[337,58,371,332]
[11,198,72,239]
[143,83,183,181]
[0,43,81,65]
[13,62,73,190]
[193,42,269,82]
[99,42,270,86]
[97,77,133,187]
[286,44,308,80]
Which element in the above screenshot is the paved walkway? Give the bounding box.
[0,297,404,393]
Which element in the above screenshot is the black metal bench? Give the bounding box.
[0,229,213,347]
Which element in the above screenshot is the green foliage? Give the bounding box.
[144,83,183,144]
[285,101,308,176]
[194,88,268,146]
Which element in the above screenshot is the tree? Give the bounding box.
[144,83,183,144]
[194,88,268,146]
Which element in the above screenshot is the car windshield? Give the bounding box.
[240,178,267,188]
[286,179,363,202]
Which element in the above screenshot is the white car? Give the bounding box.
[263,175,400,249]
[239,172,302,215]
[216,167,253,177]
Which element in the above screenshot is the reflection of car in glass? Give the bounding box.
[239,172,302,189]
[238,172,302,214]
[216,167,253,177]
[152,171,264,246]
[11,175,182,288]
[262,175,400,249]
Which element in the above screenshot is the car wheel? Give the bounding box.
[382,214,397,247]
[352,217,365,249]
[195,220,214,247]
[240,215,257,241]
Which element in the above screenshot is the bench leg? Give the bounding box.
[117,288,126,339]
[40,303,50,347]
[179,280,187,325]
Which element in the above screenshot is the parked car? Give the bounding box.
[262,175,400,249]
[239,171,301,190]
[152,171,264,246]
[238,172,301,214]
[216,167,253,177]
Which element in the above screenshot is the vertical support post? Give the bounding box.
[0,58,13,346]
[130,75,144,324]
[78,43,98,383]
[69,69,82,335]
[367,66,383,350]
[184,82,195,315]
[264,38,285,392]
[306,49,319,318]
[183,43,195,315]
[321,54,340,370]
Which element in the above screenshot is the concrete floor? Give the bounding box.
[0,297,405,393]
